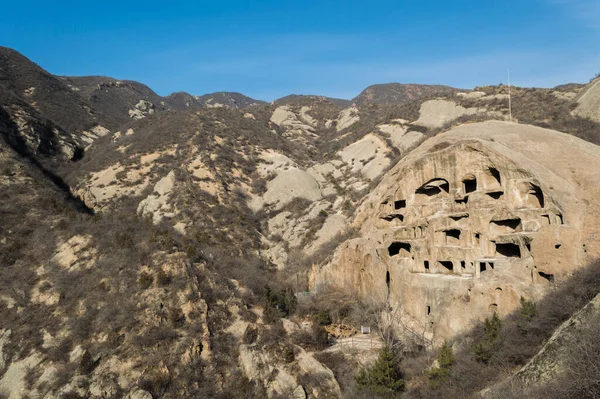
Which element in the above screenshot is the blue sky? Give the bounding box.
[2,0,599,101]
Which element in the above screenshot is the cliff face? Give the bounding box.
[314,121,600,342]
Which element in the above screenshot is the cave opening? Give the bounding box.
[382,214,404,223]
[538,272,555,282]
[444,229,461,245]
[489,168,501,185]
[521,182,544,208]
[439,261,454,272]
[463,176,477,193]
[424,260,430,270]
[394,199,406,210]
[490,219,522,235]
[416,178,450,197]
[495,243,522,258]
[388,242,412,257]
[479,261,494,272]
[486,191,504,200]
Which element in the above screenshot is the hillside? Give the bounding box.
[1,46,600,399]
[352,83,461,105]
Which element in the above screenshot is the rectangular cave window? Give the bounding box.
[388,242,412,257]
[461,261,466,269]
[495,243,521,258]
[394,199,406,210]
[424,260,430,270]
[439,261,454,272]
[427,305,431,315]
[463,177,477,194]
[480,262,487,272]
[444,229,461,245]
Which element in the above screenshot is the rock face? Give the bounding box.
[573,76,600,123]
[314,121,600,342]
[413,99,479,129]
[263,168,323,209]
[336,106,360,131]
[337,133,390,180]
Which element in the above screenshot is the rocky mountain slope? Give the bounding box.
[1,46,600,398]
[573,74,600,123]
[352,83,460,105]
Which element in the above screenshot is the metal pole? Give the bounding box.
[508,70,512,122]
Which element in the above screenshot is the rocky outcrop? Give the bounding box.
[480,293,600,398]
[314,121,600,342]
[270,105,318,143]
[413,99,481,129]
[336,106,360,132]
[337,133,390,181]
[137,170,178,224]
[128,99,155,120]
[263,168,323,209]
[573,76,600,123]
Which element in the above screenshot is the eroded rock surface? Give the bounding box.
[573,76,600,123]
[315,121,600,342]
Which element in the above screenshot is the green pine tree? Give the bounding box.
[356,346,404,396]
[427,341,455,386]
[473,312,503,363]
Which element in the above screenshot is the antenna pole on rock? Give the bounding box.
[508,70,512,122]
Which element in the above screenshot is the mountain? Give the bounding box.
[59,75,166,129]
[2,46,600,399]
[352,82,461,105]
[274,94,351,108]
[0,46,100,133]
[193,91,266,108]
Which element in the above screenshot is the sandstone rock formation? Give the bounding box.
[314,121,600,342]
[413,99,480,129]
[573,76,600,123]
[336,106,360,131]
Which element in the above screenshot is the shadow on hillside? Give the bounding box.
[403,258,600,399]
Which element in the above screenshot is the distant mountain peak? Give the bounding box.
[352,82,461,105]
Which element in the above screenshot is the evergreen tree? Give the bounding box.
[428,341,455,386]
[473,312,503,363]
[356,346,404,396]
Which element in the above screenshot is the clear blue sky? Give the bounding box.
[2,0,599,101]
